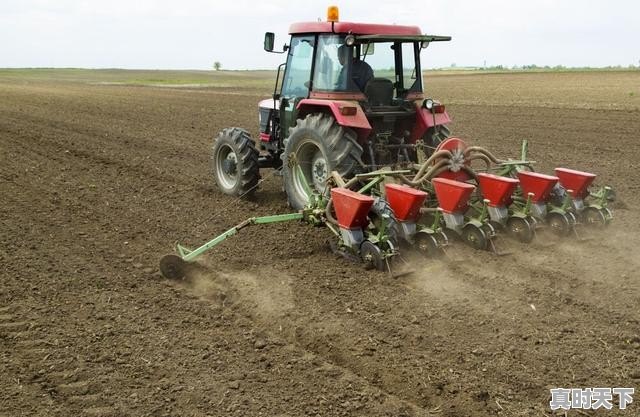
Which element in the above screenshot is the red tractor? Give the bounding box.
[212,6,452,209]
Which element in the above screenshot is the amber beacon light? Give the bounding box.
[327,5,339,22]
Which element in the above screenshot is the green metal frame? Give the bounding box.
[176,212,304,262]
[175,164,327,263]
[495,140,536,177]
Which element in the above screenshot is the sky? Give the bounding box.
[1,0,638,69]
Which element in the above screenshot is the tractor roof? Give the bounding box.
[289,22,422,36]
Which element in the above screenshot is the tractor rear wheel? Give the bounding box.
[283,114,363,209]
[212,128,260,196]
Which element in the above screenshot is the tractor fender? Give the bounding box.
[410,104,452,142]
[296,99,372,142]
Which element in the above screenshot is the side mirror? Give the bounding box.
[264,32,275,52]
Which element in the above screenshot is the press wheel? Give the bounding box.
[462,224,488,250]
[159,254,187,279]
[582,207,606,228]
[360,240,385,271]
[547,212,571,237]
[415,232,443,258]
[507,216,535,243]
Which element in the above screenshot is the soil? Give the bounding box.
[1,71,639,417]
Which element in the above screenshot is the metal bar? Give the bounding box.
[560,193,573,211]
[179,212,304,262]
[325,221,341,237]
[330,170,347,188]
[181,226,243,261]
[354,169,412,179]
[177,244,193,258]
[523,193,534,216]
[478,199,490,222]
[431,208,443,230]
[296,164,314,199]
[358,176,384,194]
[254,213,304,224]
[520,139,529,161]
[356,34,452,42]
[498,160,537,166]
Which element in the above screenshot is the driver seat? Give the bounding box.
[364,78,394,106]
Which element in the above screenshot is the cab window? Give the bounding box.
[281,35,315,98]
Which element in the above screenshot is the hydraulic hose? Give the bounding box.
[324,198,339,226]
[412,149,453,182]
[466,153,492,169]
[464,146,505,164]
[403,159,450,185]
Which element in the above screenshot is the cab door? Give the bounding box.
[280,35,315,139]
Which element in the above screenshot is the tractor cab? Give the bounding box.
[215,6,453,209]
[259,8,451,161]
[280,32,424,104]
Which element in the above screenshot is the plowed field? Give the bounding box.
[1,69,639,416]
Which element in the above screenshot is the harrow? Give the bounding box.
[160,139,614,279]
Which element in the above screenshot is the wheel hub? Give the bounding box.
[547,213,571,236]
[311,152,328,191]
[360,240,385,271]
[215,144,239,190]
[222,155,237,175]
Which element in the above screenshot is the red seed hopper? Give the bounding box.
[385,183,428,222]
[432,177,475,214]
[477,173,519,208]
[517,171,559,204]
[554,168,596,200]
[330,188,375,229]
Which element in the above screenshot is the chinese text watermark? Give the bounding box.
[550,387,634,410]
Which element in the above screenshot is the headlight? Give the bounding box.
[423,98,434,110]
[345,35,355,46]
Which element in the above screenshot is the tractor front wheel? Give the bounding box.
[283,114,363,209]
[212,128,260,197]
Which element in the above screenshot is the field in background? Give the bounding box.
[1,68,638,110]
[1,69,639,417]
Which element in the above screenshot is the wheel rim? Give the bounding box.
[360,241,384,271]
[292,139,326,200]
[507,217,534,243]
[547,213,570,236]
[215,144,238,190]
[462,225,487,250]
[415,233,440,257]
[583,207,606,228]
[311,151,329,191]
